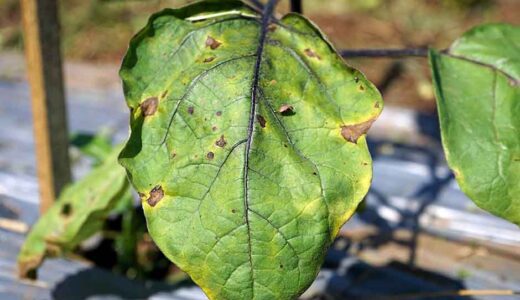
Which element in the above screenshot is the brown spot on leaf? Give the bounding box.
[187,106,194,115]
[278,104,295,116]
[171,151,177,159]
[212,126,218,131]
[304,48,321,60]
[374,102,380,108]
[269,79,277,86]
[207,152,215,160]
[358,85,365,91]
[312,172,317,175]
[267,23,277,32]
[231,209,237,213]
[215,135,227,147]
[204,56,215,63]
[256,115,266,128]
[341,119,375,143]
[354,77,359,83]
[161,90,168,99]
[141,97,158,116]
[146,186,164,207]
[205,36,221,50]
[216,111,222,116]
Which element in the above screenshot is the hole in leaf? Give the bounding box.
[61,203,72,216]
[278,104,295,116]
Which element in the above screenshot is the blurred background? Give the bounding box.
[0,0,519,299]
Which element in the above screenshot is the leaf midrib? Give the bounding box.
[242,0,279,293]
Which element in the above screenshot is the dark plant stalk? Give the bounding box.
[341,48,430,58]
[290,0,302,13]
[248,0,264,10]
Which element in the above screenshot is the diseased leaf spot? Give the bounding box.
[147,186,164,207]
[207,152,215,160]
[205,36,221,50]
[212,126,218,131]
[256,114,267,128]
[187,106,194,115]
[215,135,227,147]
[304,48,321,60]
[267,23,277,32]
[171,151,177,159]
[312,172,317,175]
[341,119,375,143]
[279,264,283,269]
[61,203,72,216]
[231,209,237,213]
[358,85,365,92]
[278,104,295,116]
[354,77,359,83]
[374,102,380,108]
[141,97,158,116]
[161,90,168,99]
[216,111,222,116]
[204,57,215,63]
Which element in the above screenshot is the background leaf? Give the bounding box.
[430,23,520,225]
[119,1,382,299]
[18,145,131,278]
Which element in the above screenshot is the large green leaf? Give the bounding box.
[430,23,520,225]
[118,1,382,299]
[18,146,131,278]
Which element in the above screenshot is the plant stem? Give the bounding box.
[341,48,430,58]
[248,0,264,10]
[290,0,302,13]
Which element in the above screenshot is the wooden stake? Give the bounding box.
[20,0,71,213]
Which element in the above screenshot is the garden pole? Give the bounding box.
[20,0,71,213]
[290,0,302,13]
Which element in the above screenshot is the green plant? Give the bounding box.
[18,1,519,299]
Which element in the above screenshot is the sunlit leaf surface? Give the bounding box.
[430,23,520,225]
[119,1,382,299]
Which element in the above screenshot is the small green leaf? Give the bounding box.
[70,131,113,163]
[119,1,382,299]
[430,23,520,225]
[17,146,130,278]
